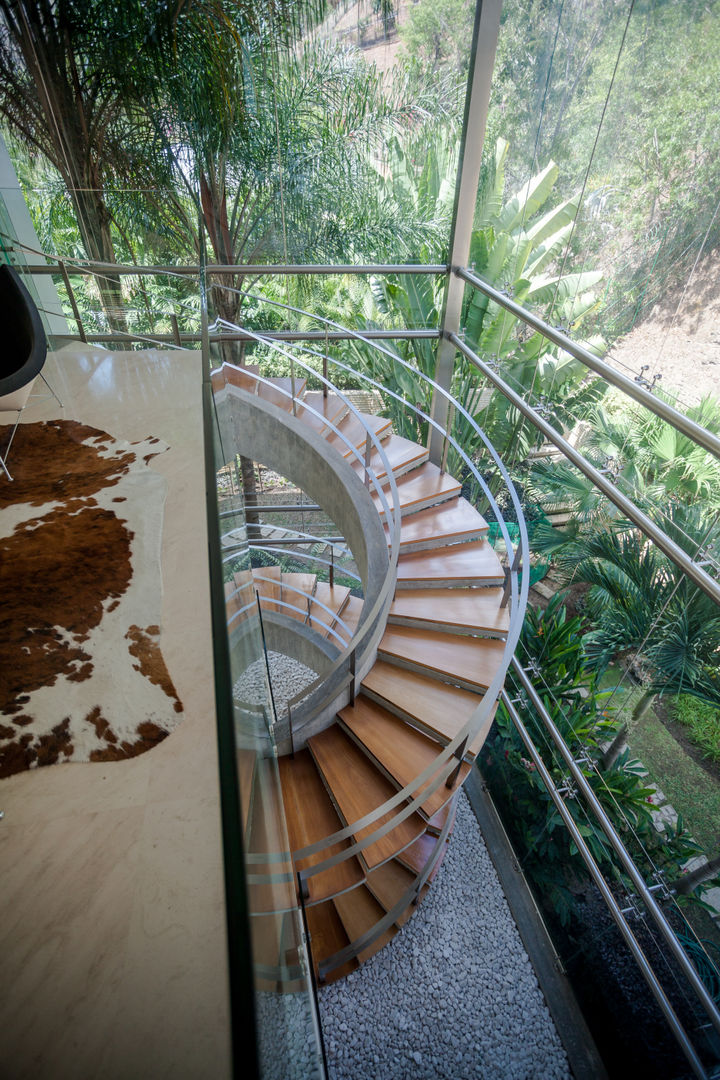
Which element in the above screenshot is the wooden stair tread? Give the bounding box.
[338,696,468,819]
[252,565,282,613]
[349,433,429,483]
[225,580,251,629]
[308,582,351,637]
[307,726,426,870]
[280,572,317,620]
[295,391,347,435]
[361,660,495,757]
[396,539,504,587]
[389,587,509,636]
[324,412,392,456]
[396,830,447,881]
[278,750,364,904]
[211,362,259,393]
[256,375,307,412]
[426,796,458,837]
[365,860,419,927]
[333,886,395,963]
[305,900,358,984]
[387,496,489,552]
[372,462,461,517]
[337,594,363,638]
[378,624,507,691]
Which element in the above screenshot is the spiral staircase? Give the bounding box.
[212,360,519,989]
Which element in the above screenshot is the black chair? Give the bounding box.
[0,263,61,480]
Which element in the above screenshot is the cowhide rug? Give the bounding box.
[0,419,184,779]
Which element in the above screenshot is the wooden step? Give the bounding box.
[396,829,447,881]
[305,899,358,984]
[278,750,364,904]
[211,362,259,394]
[295,391,347,436]
[308,582,351,639]
[349,434,429,484]
[372,461,461,518]
[307,726,426,871]
[338,697,469,820]
[396,539,504,588]
[426,796,458,838]
[336,594,363,638]
[252,565,282,613]
[323,411,392,457]
[388,587,509,637]
[387,496,489,553]
[256,375,307,412]
[225,580,248,629]
[279,572,316,621]
[361,660,496,757]
[333,886,395,964]
[378,624,507,693]
[365,860,425,927]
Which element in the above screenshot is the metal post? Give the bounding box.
[428,0,503,465]
[323,325,329,400]
[59,260,87,342]
[290,354,297,417]
[501,691,709,1080]
[501,543,522,609]
[446,735,469,788]
[364,432,372,489]
[330,546,335,589]
[440,403,455,475]
[349,650,356,705]
[170,313,182,347]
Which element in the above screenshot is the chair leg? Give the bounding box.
[39,371,64,408]
[0,412,23,481]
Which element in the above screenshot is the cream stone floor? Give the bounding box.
[1,346,232,1079]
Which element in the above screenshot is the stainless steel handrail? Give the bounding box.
[212,352,404,729]
[221,320,529,875]
[454,266,720,462]
[511,658,720,1040]
[450,333,720,608]
[500,689,710,1080]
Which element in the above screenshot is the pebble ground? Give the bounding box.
[318,792,571,1080]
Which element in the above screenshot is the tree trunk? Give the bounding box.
[69,184,128,335]
[632,689,656,723]
[672,854,720,896]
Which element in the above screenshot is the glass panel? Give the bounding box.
[208,322,327,1080]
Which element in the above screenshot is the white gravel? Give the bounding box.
[233,650,318,720]
[318,792,571,1080]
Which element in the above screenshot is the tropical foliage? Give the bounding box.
[483,597,704,923]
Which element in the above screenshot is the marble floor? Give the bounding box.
[1,346,232,1079]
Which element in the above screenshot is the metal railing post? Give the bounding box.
[323,325,329,400]
[364,432,372,488]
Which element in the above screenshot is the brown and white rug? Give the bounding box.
[0,419,184,779]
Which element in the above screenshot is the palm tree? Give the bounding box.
[554,507,720,717]
[529,393,720,532]
[344,135,605,470]
[0,0,161,328]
